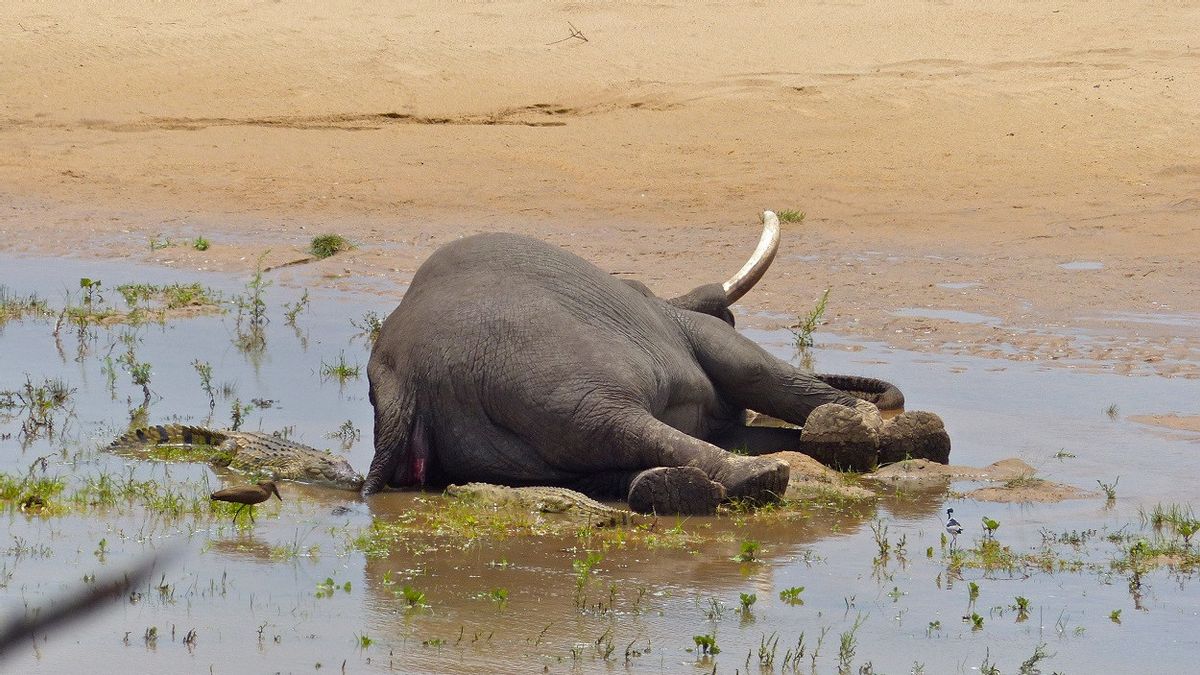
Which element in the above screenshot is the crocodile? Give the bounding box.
[445,482,639,528]
[110,424,364,490]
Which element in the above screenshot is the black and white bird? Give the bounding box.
[944,508,964,549]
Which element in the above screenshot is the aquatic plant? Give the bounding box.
[1097,476,1119,501]
[779,586,805,605]
[192,236,210,251]
[0,285,51,323]
[733,539,761,563]
[791,288,830,349]
[283,289,310,326]
[320,352,360,381]
[776,209,805,223]
[692,633,719,656]
[351,311,383,344]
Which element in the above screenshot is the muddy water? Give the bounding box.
[1,255,1197,673]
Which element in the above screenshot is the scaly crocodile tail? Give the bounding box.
[816,373,905,411]
[111,424,231,447]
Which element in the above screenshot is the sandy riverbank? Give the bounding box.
[2,1,1198,375]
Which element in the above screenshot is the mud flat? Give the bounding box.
[2,256,1199,672]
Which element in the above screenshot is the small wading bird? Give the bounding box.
[945,508,964,550]
[210,481,282,524]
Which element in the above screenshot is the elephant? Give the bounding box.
[363,211,946,514]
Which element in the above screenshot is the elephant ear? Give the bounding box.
[667,283,735,327]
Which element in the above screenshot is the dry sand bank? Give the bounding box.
[2,1,1198,375]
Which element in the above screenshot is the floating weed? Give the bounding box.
[1105,403,1119,420]
[779,586,805,605]
[309,234,353,259]
[733,539,761,563]
[192,360,216,409]
[356,633,373,649]
[1097,476,1119,501]
[573,552,603,606]
[776,209,805,223]
[1012,596,1031,621]
[319,352,360,382]
[1053,449,1076,460]
[969,612,984,630]
[1018,643,1052,673]
[487,587,508,609]
[790,288,830,349]
[315,576,352,598]
[5,375,76,438]
[691,633,720,656]
[0,285,52,323]
[837,614,865,672]
[739,592,756,614]
[116,282,222,311]
[397,585,427,608]
[191,236,210,251]
[1109,608,1122,623]
[283,289,310,326]
[351,311,383,345]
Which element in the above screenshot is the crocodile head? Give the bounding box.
[292,455,365,491]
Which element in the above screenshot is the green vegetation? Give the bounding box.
[352,311,383,344]
[1097,476,1119,501]
[283,289,310,326]
[776,209,805,223]
[691,633,719,656]
[192,236,210,251]
[733,538,761,562]
[116,282,222,310]
[0,285,51,323]
[791,288,830,349]
[779,586,805,605]
[309,234,353,259]
[320,352,360,381]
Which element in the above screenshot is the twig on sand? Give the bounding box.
[547,22,589,45]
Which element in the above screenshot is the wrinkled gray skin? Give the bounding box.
[364,217,886,514]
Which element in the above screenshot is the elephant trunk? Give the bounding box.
[815,373,905,412]
[721,211,781,305]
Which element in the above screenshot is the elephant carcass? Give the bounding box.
[364,212,913,514]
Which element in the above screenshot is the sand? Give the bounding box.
[3,1,1198,377]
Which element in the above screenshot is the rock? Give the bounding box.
[864,458,1037,484]
[762,451,876,502]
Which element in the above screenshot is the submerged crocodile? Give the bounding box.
[110,424,364,490]
[445,483,638,528]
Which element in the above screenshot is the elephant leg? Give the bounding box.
[711,423,878,471]
[568,467,726,515]
[616,413,789,512]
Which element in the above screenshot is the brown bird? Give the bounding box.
[210,481,282,524]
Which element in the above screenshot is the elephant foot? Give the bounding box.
[878,411,951,464]
[710,455,790,505]
[628,466,725,515]
[799,402,881,471]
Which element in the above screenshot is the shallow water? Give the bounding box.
[1,255,1198,673]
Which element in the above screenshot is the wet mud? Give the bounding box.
[2,255,1199,672]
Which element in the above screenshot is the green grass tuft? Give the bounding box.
[309,234,353,259]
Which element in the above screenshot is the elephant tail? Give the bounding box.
[816,373,905,412]
[362,379,421,495]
